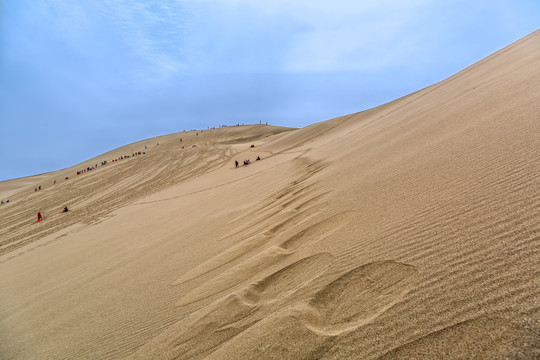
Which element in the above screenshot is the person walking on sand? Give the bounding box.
[235,160,239,168]
[37,212,43,222]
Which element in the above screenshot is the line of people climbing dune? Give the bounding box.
[29,149,148,194]
[26,136,266,223]
[75,150,145,176]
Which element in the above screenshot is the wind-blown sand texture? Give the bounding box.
[1,30,539,359]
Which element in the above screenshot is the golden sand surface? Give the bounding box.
[1,30,539,359]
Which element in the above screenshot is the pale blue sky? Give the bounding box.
[1,0,538,181]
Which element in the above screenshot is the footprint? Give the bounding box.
[206,311,331,360]
[279,211,349,251]
[264,203,326,237]
[173,231,272,286]
[177,246,291,306]
[238,253,334,305]
[174,203,329,287]
[291,191,331,212]
[306,261,419,335]
[161,294,260,360]
[205,260,418,359]
[176,211,346,306]
[162,253,335,359]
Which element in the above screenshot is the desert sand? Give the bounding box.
[1,30,539,359]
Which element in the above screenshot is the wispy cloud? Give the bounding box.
[28,0,190,80]
[95,0,188,78]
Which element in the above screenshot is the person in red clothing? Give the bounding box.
[37,212,43,222]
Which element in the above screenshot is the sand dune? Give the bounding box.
[1,30,539,359]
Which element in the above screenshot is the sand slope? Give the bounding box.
[1,30,539,359]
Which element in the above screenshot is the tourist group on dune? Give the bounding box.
[24,147,149,224]
[4,130,267,226]
[235,155,261,167]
